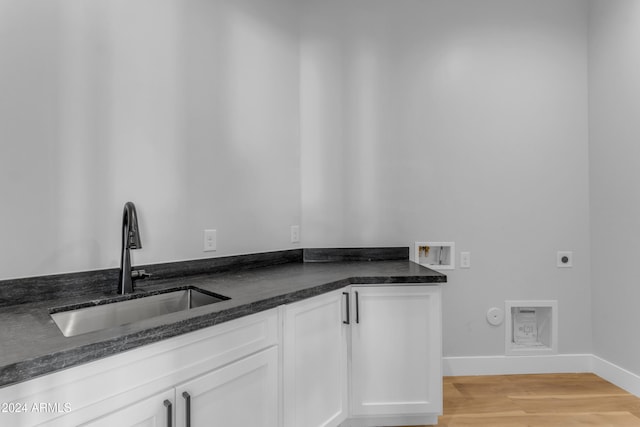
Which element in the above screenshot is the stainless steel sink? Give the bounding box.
[50,287,230,337]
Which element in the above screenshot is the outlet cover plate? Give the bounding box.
[204,229,217,252]
[290,225,300,243]
[557,251,573,268]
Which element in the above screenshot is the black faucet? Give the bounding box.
[118,202,149,294]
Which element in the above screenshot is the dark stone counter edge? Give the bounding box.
[0,248,410,308]
[0,274,445,388]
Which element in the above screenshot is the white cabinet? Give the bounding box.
[283,290,348,427]
[345,285,442,427]
[175,346,279,427]
[283,285,443,427]
[1,309,279,427]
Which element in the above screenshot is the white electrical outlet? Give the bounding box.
[204,229,217,252]
[557,251,572,267]
[460,252,471,268]
[290,225,300,243]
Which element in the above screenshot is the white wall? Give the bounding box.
[589,0,640,376]
[301,0,592,357]
[0,0,599,362]
[0,0,300,279]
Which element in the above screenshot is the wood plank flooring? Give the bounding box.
[421,373,640,426]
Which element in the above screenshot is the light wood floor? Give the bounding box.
[419,373,640,426]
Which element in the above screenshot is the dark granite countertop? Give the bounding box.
[0,248,446,388]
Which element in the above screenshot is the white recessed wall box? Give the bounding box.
[505,300,558,356]
[414,242,455,270]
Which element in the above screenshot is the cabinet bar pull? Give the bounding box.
[355,291,360,324]
[182,392,191,427]
[163,400,172,427]
[343,292,350,324]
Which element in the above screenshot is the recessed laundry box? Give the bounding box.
[505,300,558,355]
[414,242,455,270]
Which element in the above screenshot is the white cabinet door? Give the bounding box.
[175,346,278,427]
[283,290,348,427]
[78,389,174,427]
[350,285,442,417]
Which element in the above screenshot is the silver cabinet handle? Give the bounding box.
[182,392,191,427]
[163,400,172,427]
[343,292,350,325]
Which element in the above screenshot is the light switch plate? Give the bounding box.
[460,251,471,268]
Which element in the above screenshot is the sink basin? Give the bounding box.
[50,287,230,337]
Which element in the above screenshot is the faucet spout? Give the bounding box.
[118,202,146,294]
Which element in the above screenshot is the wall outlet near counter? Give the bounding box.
[204,229,217,252]
[290,225,300,243]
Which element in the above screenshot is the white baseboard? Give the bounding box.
[443,354,640,398]
[592,355,640,397]
[443,354,593,377]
